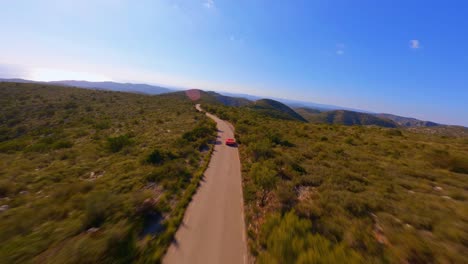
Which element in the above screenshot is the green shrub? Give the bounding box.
[277,182,297,211]
[25,142,50,152]
[428,150,468,174]
[52,140,73,149]
[249,139,274,161]
[0,140,28,153]
[258,212,362,264]
[182,124,213,141]
[107,135,132,152]
[345,137,355,145]
[251,161,278,206]
[94,120,111,130]
[0,180,15,197]
[299,174,323,187]
[386,129,403,137]
[146,149,177,165]
[83,191,120,229]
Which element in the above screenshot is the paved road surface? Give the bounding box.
[163,104,248,264]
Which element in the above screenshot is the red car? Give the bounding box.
[225,138,236,146]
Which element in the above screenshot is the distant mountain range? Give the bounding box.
[374,113,440,127]
[199,91,448,128]
[218,91,369,112]
[0,78,172,95]
[0,78,455,128]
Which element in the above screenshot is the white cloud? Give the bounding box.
[336,43,345,55]
[203,0,214,8]
[229,35,245,45]
[409,39,420,49]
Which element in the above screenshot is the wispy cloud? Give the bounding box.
[409,39,421,49]
[203,0,215,9]
[336,43,345,55]
[229,35,244,44]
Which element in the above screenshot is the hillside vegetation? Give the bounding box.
[375,113,440,127]
[298,108,397,128]
[0,83,216,263]
[194,90,307,122]
[250,99,307,122]
[204,103,468,264]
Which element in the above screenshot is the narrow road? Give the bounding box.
[163,104,248,264]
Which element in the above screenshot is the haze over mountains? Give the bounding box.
[185,89,458,129]
[0,78,172,95]
[0,78,457,128]
[375,113,440,127]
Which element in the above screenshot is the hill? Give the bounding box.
[295,107,322,115]
[171,89,252,107]
[0,82,216,262]
[178,90,306,122]
[203,91,251,107]
[375,113,440,127]
[250,99,307,122]
[204,102,468,264]
[299,109,397,127]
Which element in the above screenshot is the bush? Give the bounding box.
[277,182,297,212]
[385,129,403,137]
[146,149,177,165]
[182,123,213,142]
[94,120,111,130]
[105,222,136,263]
[249,139,274,161]
[83,191,120,229]
[258,212,362,264]
[299,174,323,187]
[146,161,192,194]
[25,142,50,152]
[107,135,132,152]
[52,140,73,149]
[0,140,27,153]
[0,180,15,197]
[428,150,468,174]
[250,161,278,206]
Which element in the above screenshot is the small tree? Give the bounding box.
[250,161,277,206]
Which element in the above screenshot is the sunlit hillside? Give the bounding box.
[204,103,468,263]
[0,82,216,263]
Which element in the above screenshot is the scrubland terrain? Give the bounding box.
[204,103,468,264]
[1,83,467,264]
[0,83,216,263]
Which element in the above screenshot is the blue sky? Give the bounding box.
[0,0,467,126]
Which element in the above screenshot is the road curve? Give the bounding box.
[163,104,248,264]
